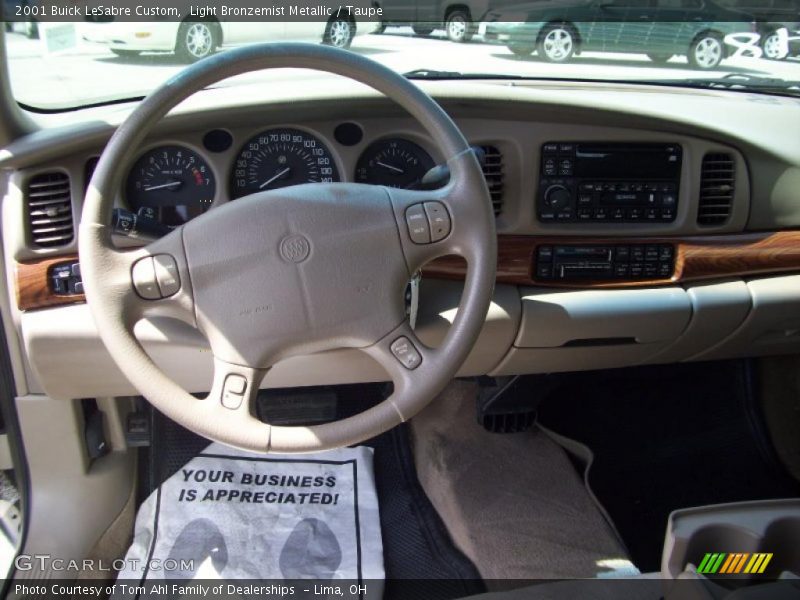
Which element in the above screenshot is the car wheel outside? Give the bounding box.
[176,21,218,63]
[689,34,724,69]
[762,31,786,60]
[324,17,355,48]
[445,10,474,43]
[537,24,575,63]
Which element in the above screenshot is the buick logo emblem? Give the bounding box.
[279,234,311,263]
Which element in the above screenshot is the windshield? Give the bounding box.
[3,0,800,109]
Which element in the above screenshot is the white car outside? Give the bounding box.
[81,14,380,62]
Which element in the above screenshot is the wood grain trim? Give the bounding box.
[16,253,84,312]
[15,230,800,311]
[425,230,800,288]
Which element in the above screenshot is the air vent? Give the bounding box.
[25,171,74,248]
[479,145,504,217]
[698,153,735,226]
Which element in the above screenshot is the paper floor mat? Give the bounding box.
[116,443,383,596]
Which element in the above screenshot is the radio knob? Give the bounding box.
[544,185,573,211]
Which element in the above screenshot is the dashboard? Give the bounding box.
[3,78,800,401]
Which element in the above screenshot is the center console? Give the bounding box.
[538,142,682,223]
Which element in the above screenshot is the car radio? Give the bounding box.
[538,142,682,223]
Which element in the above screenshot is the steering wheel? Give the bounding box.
[80,43,496,453]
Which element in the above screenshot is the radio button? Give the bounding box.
[645,245,660,261]
[660,208,676,221]
[543,143,558,154]
[614,263,630,278]
[644,263,658,278]
[630,263,644,278]
[627,208,644,220]
[614,246,630,261]
[578,209,592,220]
[611,208,626,221]
[579,183,595,192]
[558,143,575,154]
[539,212,555,221]
[556,210,574,221]
[630,246,646,262]
[536,263,553,279]
[661,193,677,207]
[559,159,574,176]
[578,194,593,205]
[659,245,674,260]
[543,158,557,176]
[537,246,554,261]
[658,263,673,278]
[593,208,608,221]
[645,208,659,221]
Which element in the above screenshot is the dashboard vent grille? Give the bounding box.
[25,171,74,247]
[480,145,504,217]
[698,153,735,226]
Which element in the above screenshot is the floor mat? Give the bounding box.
[121,443,382,585]
[535,360,800,572]
[410,381,637,585]
[143,383,484,600]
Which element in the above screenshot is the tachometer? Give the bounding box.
[230,128,340,199]
[355,138,435,189]
[125,145,215,227]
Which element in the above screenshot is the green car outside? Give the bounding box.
[482,0,758,69]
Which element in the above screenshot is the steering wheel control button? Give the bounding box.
[131,257,161,300]
[221,374,247,409]
[405,204,430,244]
[424,202,451,242]
[390,336,422,370]
[153,254,181,297]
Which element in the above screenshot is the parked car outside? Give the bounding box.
[482,0,760,70]
[376,0,518,43]
[82,12,381,62]
[716,0,800,58]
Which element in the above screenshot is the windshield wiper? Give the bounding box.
[649,74,800,97]
[403,69,526,80]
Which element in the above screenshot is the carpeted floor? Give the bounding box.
[410,380,636,585]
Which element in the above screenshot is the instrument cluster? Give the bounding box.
[123,125,439,228]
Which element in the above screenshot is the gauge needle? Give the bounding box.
[143,180,182,192]
[376,161,404,174]
[260,167,291,189]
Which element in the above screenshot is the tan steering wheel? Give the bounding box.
[80,43,497,453]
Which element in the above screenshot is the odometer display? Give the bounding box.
[125,145,215,227]
[230,128,340,199]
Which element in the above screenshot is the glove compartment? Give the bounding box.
[492,286,692,375]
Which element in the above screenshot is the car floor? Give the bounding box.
[535,359,800,572]
[409,380,636,586]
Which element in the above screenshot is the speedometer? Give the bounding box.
[230,128,340,199]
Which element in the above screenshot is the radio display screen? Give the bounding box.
[574,144,682,180]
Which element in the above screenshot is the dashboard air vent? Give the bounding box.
[698,153,735,226]
[25,171,74,247]
[479,145,504,217]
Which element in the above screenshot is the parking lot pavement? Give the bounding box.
[5,26,799,109]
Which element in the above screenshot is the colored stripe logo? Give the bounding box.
[696,553,773,574]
